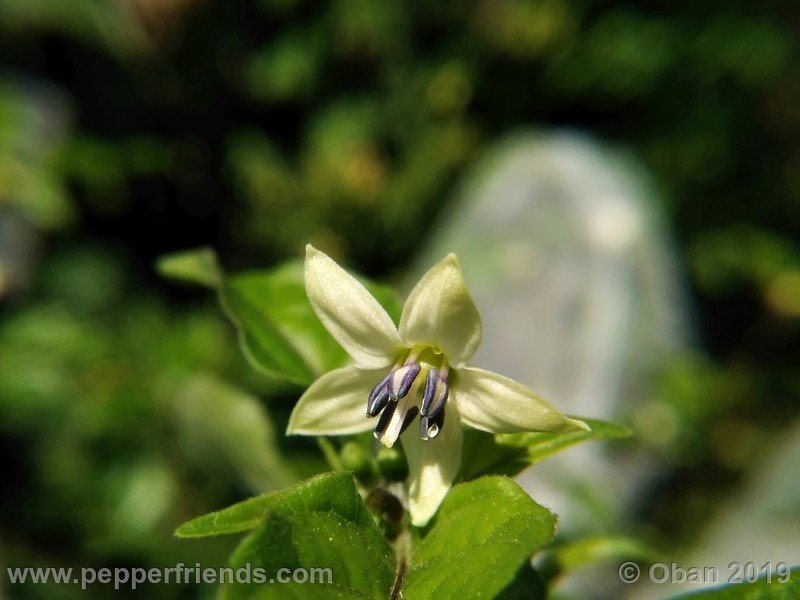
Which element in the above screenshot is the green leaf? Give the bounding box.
[403,476,556,599]
[460,418,631,481]
[176,494,282,538]
[538,535,660,584]
[174,375,294,496]
[156,250,402,385]
[495,562,547,600]
[406,545,545,600]
[156,247,221,288]
[176,472,353,538]
[220,472,396,600]
[669,568,798,599]
[221,275,317,385]
[224,262,354,380]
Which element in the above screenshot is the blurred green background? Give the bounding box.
[1,0,799,598]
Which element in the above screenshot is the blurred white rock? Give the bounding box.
[408,130,691,532]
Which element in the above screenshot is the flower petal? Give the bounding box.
[455,367,589,434]
[286,365,383,435]
[399,254,482,365]
[401,402,463,526]
[305,245,402,369]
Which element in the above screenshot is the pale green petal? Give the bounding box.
[305,245,402,369]
[399,254,482,365]
[455,367,589,434]
[286,365,382,435]
[401,403,463,527]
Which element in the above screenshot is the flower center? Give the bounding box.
[366,346,450,448]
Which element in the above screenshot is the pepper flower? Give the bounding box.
[288,245,588,526]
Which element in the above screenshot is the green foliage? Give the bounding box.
[158,248,402,385]
[176,473,356,539]
[538,535,660,584]
[175,375,295,493]
[0,248,278,599]
[178,474,557,599]
[156,247,222,289]
[220,472,396,600]
[460,418,631,480]
[221,272,322,385]
[404,477,555,599]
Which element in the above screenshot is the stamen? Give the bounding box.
[378,368,426,448]
[388,363,421,400]
[368,350,452,446]
[420,368,448,418]
[403,349,420,366]
[420,368,438,415]
[367,375,392,417]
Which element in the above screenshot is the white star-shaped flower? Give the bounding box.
[288,245,588,526]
